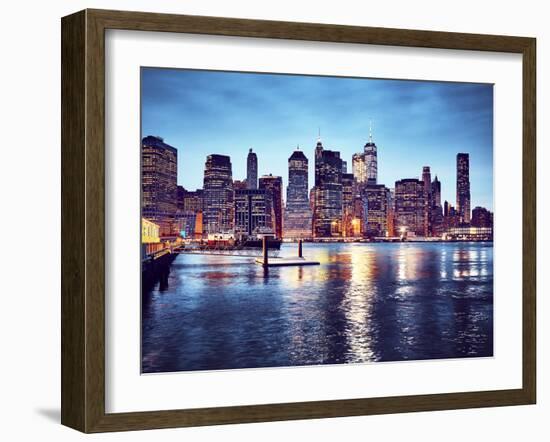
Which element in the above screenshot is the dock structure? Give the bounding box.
[257,238,320,267]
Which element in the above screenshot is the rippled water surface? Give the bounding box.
[142,242,493,373]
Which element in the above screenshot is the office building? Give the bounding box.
[363,184,390,237]
[284,148,312,239]
[394,178,425,236]
[234,189,273,236]
[247,148,258,189]
[203,154,234,234]
[141,135,178,236]
[456,153,471,224]
[259,174,283,239]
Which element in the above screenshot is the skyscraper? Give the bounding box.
[284,148,312,239]
[313,139,343,237]
[363,184,390,237]
[456,153,471,224]
[394,178,425,236]
[364,124,378,185]
[431,175,441,209]
[422,166,432,236]
[259,174,283,239]
[352,152,367,184]
[203,154,234,234]
[341,173,355,237]
[246,148,258,189]
[431,176,444,237]
[141,135,178,236]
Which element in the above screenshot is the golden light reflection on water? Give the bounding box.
[452,247,490,280]
[397,245,423,282]
[143,242,494,372]
[343,245,376,362]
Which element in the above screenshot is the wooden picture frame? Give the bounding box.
[61,8,536,433]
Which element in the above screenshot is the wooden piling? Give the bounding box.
[262,236,268,266]
[298,239,303,258]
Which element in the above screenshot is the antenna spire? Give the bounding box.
[369,120,373,143]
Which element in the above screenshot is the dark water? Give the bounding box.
[142,242,493,373]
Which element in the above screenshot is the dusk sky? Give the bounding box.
[141,68,493,210]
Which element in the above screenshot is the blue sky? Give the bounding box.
[141,68,493,210]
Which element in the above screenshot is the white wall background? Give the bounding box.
[0,0,546,440]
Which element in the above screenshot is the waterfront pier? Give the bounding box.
[256,238,320,267]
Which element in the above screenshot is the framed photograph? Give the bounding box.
[61,9,536,433]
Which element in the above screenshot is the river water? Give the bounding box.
[142,242,493,373]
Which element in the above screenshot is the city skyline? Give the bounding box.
[142,67,494,210]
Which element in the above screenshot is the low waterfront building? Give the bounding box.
[141,218,163,257]
[444,226,493,241]
[234,189,274,236]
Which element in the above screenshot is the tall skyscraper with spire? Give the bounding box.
[364,121,378,185]
[246,148,258,189]
[456,153,471,224]
[284,147,312,239]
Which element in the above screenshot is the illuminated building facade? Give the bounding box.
[284,149,312,239]
[183,189,203,213]
[422,166,432,236]
[363,184,390,237]
[352,152,366,184]
[444,226,493,241]
[234,189,273,236]
[259,174,283,239]
[141,135,178,236]
[141,217,163,257]
[341,173,356,237]
[313,138,343,237]
[394,178,425,236]
[364,126,378,185]
[456,153,471,224]
[430,176,444,237]
[203,154,234,234]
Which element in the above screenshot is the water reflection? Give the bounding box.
[142,242,493,373]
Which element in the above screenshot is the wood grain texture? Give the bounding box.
[61,10,86,432]
[61,8,537,433]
